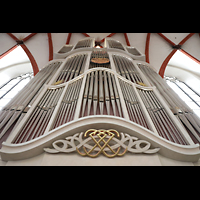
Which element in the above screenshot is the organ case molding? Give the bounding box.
[1,37,200,162]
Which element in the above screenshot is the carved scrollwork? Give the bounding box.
[44,129,160,158]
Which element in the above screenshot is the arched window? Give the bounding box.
[0,46,33,110]
[165,76,200,118]
[0,72,33,110]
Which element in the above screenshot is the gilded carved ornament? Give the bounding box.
[44,129,160,158]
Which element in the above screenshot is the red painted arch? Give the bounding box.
[157,33,176,46]
[0,44,18,59]
[6,33,39,76]
[82,33,90,37]
[180,49,200,65]
[145,33,151,63]
[159,49,177,78]
[158,33,196,78]
[179,33,195,46]
[100,33,116,43]
[23,33,37,42]
[124,33,130,46]
[47,33,53,61]
[66,33,72,44]
[20,44,39,76]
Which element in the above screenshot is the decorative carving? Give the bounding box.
[44,129,160,158]
[91,58,110,64]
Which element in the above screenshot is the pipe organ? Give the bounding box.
[1,37,200,162]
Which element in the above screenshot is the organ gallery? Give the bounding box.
[0,36,200,165]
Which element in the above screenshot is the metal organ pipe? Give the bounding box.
[54,54,87,84]
[79,70,123,118]
[52,78,83,129]
[13,87,64,143]
[1,38,198,149]
[118,79,150,130]
[0,61,62,140]
[138,63,200,143]
[112,55,144,85]
[74,39,93,49]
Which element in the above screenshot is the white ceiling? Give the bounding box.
[0,33,200,87]
[0,45,30,70]
[168,50,200,76]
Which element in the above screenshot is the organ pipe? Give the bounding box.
[0,37,199,149]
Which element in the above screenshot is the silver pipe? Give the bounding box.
[144,90,176,142]
[138,89,167,140]
[54,84,73,128]
[68,79,82,122]
[15,89,52,143]
[35,87,64,139]
[81,74,90,117]
[103,71,110,115]
[21,89,57,142]
[107,72,116,116]
[119,79,136,122]
[119,56,132,81]
[111,74,122,117]
[87,72,94,116]
[93,71,98,115]
[99,70,104,115]
[148,91,184,144]
[59,83,75,125]
[112,55,120,74]
[65,80,79,122]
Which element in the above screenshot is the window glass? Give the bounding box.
[0,73,33,110]
[165,77,200,119]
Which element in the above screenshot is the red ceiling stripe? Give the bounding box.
[124,33,130,46]
[82,33,90,37]
[66,33,72,44]
[178,33,195,46]
[180,49,200,65]
[159,49,177,78]
[6,33,39,76]
[0,45,18,59]
[47,33,53,61]
[100,33,116,43]
[6,33,19,41]
[145,33,151,63]
[20,44,39,76]
[106,33,116,38]
[157,33,176,46]
[23,33,37,42]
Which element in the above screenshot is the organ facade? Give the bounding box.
[0,37,200,164]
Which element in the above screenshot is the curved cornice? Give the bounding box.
[0,115,199,162]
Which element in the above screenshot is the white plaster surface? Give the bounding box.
[3,152,200,166]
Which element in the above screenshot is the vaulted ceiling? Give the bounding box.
[1,33,200,79]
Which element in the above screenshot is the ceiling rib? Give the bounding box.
[47,33,53,61]
[180,49,200,65]
[157,33,176,46]
[66,33,72,44]
[1,33,199,80]
[20,44,39,76]
[100,33,116,43]
[159,49,177,78]
[158,33,197,78]
[0,44,18,59]
[22,33,37,42]
[82,33,90,37]
[124,33,130,46]
[145,33,151,63]
[179,33,195,46]
[6,33,19,41]
[6,33,39,76]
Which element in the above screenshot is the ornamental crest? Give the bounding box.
[44,129,160,158]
